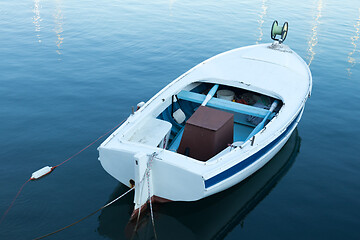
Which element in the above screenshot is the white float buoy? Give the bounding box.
[31,166,54,180]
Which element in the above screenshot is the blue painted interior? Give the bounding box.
[158,84,278,153]
[245,100,279,142]
[158,84,269,152]
[234,123,253,142]
[168,127,185,151]
[158,105,183,134]
[190,83,210,93]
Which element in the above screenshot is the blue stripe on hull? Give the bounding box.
[204,110,302,189]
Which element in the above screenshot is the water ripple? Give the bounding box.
[169,0,176,16]
[33,0,42,43]
[54,0,64,56]
[307,0,323,66]
[256,0,268,44]
[347,8,360,76]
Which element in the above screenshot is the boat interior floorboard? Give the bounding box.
[234,123,253,142]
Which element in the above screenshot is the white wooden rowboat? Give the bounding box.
[98,23,312,218]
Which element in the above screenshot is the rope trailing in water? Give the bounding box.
[0,120,125,225]
[0,178,31,225]
[52,119,125,169]
[33,187,134,240]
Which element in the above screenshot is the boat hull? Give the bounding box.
[99,106,304,204]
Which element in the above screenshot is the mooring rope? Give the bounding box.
[132,152,158,239]
[0,178,31,225]
[132,153,153,234]
[147,157,157,240]
[33,187,134,240]
[53,120,125,169]
[0,120,125,226]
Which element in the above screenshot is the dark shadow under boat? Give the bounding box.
[97,128,301,240]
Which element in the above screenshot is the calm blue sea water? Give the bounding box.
[1,0,360,239]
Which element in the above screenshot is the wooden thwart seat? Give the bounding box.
[177,90,275,118]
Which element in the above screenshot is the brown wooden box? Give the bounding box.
[178,106,234,161]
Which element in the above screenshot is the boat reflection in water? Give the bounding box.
[97,129,301,240]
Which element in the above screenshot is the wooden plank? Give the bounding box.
[177,90,274,118]
[168,127,185,151]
